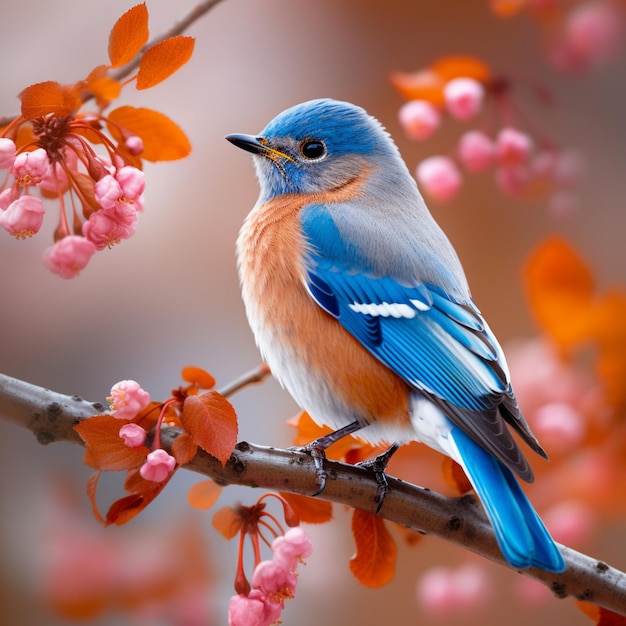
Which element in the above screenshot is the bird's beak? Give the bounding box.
[225,133,294,162]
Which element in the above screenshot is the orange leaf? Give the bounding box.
[106,470,170,526]
[136,36,195,89]
[278,492,333,524]
[389,69,446,105]
[523,237,596,348]
[84,65,122,107]
[181,365,216,390]
[431,54,492,84]
[86,471,106,525]
[171,431,198,465]
[19,81,82,120]
[212,505,243,540]
[74,415,149,471]
[188,480,222,510]
[349,509,397,587]
[108,3,149,68]
[180,392,238,466]
[106,105,191,161]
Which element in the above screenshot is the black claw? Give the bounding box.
[356,442,400,514]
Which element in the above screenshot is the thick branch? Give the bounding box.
[1,372,625,615]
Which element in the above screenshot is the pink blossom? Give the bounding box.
[398,100,441,141]
[495,127,533,166]
[495,165,530,198]
[0,138,16,169]
[443,77,484,121]
[416,156,462,202]
[11,148,50,186]
[532,401,586,453]
[140,449,177,482]
[457,130,495,173]
[228,590,282,626]
[108,380,151,420]
[251,560,297,604]
[116,166,145,207]
[38,147,79,195]
[42,235,96,279]
[125,135,144,156]
[543,501,595,547]
[0,187,18,211]
[271,526,313,571]
[0,195,44,238]
[82,207,137,250]
[94,174,123,210]
[119,423,147,448]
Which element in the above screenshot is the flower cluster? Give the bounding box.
[391,55,584,213]
[214,495,313,626]
[491,0,625,73]
[0,3,192,278]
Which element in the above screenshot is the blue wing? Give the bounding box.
[301,208,546,481]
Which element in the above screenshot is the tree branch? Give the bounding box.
[1,371,625,616]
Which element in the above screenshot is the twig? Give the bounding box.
[1,371,625,615]
[217,363,271,398]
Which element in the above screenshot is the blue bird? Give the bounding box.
[227,98,566,573]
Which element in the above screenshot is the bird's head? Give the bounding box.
[226,99,404,200]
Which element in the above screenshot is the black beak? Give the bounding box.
[225,133,266,155]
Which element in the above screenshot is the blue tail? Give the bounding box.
[451,426,566,572]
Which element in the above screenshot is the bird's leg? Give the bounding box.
[356,442,401,514]
[299,420,362,497]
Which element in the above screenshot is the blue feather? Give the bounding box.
[451,426,565,572]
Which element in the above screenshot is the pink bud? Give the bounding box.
[0,195,44,238]
[12,148,50,186]
[108,380,151,420]
[416,156,463,202]
[228,590,282,626]
[495,127,533,166]
[0,138,16,169]
[82,208,137,250]
[251,560,297,604]
[42,235,96,279]
[94,174,123,211]
[495,165,530,197]
[116,166,145,206]
[119,423,147,448]
[398,100,442,140]
[125,135,144,156]
[0,187,18,211]
[457,130,495,173]
[140,449,176,482]
[272,527,313,571]
[444,77,484,121]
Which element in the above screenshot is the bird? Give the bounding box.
[226,98,566,573]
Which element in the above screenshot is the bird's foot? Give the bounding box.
[356,442,400,514]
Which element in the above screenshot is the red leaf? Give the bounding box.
[19,81,82,120]
[171,431,198,466]
[349,509,397,587]
[74,414,149,471]
[108,3,150,68]
[181,365,216,390]
[188,480,222,510]
[212,505,243,540]
[278,491,333,524]
[180,392,238,466]
[136,36,195,89]
[106,470,170,526]
[86,471,106,525]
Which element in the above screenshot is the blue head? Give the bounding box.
[226,99,408,200]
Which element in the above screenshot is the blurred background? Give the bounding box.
[0,0,624,624]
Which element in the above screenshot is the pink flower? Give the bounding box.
[38,147,79,195]
[108,380,151,420]
[228,590,282,626]
[0,138,16,169]
[443,77,484,121]
[116,166,145,208]
[251,560,297,604]
[82,207,137,250]
[42,235,96,279]
[119,423,147,448]
[495,127,533,166]
[95,174,123,211]
[495,165,530,198]
[416,156,463,202]
[457,130,495,173]
[0,195,44,238]
[12,148,50,186]
[398,100,441,141]
[140,449,177,482]
[125,135,144,156]
[271,527,313,571]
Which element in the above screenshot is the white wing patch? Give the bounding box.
[349,301,416,319]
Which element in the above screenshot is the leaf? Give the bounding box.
[278,492,333,524]
[181,365,216,390]
[107,105,191,161]
[19,81,82,120]
[431,55,492,83]
[106,470,170,526]
[84,65,122,107]
[188,480,222,509]
[389,69,446,105]
[171,431,198,465]
[74,414,149,471]
[180,391,238,466]
[86,471,106,524]
[108,3,149,68]
[349,509,397,587]
[523,237,595,348]
[136,36,195,89]
[212,505,243,540]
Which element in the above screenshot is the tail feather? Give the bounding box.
[450,426,566,573]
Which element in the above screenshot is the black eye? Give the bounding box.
[300,140,326,160]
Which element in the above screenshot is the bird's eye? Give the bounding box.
[300,140,326,160]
